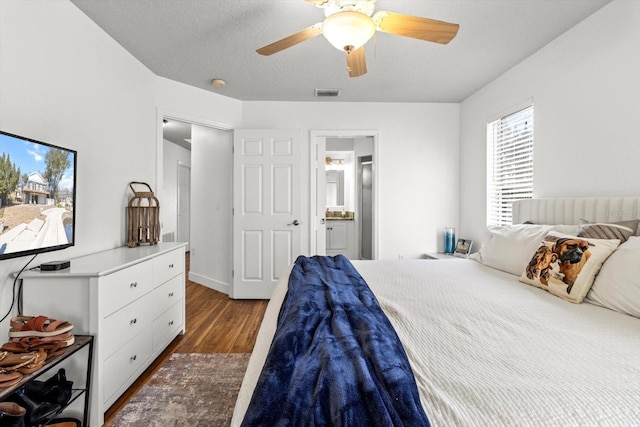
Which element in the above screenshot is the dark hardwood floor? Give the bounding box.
[104,253,268,424]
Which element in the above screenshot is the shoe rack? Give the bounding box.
[0,335,94,426]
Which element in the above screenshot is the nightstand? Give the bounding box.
[424,252,466,260]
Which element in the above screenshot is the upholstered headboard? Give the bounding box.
[512,197,640,225]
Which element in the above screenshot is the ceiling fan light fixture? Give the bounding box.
[321,11,375,52]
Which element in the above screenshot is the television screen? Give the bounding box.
[0,130,77,260]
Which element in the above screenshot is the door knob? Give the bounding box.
[288,219,300,226]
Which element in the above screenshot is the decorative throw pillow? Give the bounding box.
[585,236,640,318]
[519,232,620,303]
[578,219,639,243]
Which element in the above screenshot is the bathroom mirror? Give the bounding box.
[325,169,344,207]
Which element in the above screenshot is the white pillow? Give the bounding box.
[471,224,581,275]
[586,236,640,318]
[471,224,554,275]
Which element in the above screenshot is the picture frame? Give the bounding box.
[454,239,473,258]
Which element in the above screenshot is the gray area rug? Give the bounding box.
[106,353,250,427]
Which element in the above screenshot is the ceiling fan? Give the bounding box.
[256,0,459,77]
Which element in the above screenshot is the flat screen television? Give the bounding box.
[0,130,77,260]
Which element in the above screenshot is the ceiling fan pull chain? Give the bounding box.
[373,32,377,59]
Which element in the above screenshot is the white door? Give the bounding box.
[232,129,302,299]
[177,162,190,251]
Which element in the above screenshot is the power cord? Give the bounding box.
[0,254,37,323]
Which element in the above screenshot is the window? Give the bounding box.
[486,105,534,226]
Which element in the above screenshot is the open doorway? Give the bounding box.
[161,118,192,249]
[158,114,233,295]
[310,130,378,259]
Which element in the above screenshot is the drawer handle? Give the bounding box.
[168,263,174,268]
[130,282,138,288]
[168,320,174,326]
[168,292,174,297]
[130,318,137,325]
[130,355,137,362]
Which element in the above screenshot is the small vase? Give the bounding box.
[444,227,455,254]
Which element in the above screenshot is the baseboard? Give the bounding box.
[188,271,229,295]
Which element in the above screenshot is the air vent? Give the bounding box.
[314,89,341,97]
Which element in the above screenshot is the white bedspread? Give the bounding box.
[232,259,640,426]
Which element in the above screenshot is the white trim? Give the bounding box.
[176,161,191,251]
[486,97,534,123]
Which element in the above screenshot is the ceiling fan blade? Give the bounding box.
[346,46,367,77]
[374,11,459,44]
[256,24,322,56]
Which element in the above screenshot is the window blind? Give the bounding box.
[487,105,534,226]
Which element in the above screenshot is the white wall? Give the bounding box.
[459,0,640,246]
[242,102,460,259]
[188,125,233,294]
[0,0,157,337]
[155,76,242,128]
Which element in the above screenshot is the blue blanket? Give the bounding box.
[241,255,430,427]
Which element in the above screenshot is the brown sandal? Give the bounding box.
[16,349,47,374]
[9,315,73,338]
[0,371,23,388]
[0,351,37,371]
[3,333,74,356]
[1,342,29,353]
[10,332,74,349]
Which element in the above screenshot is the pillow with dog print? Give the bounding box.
[519,232,620,303]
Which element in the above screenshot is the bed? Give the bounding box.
[231,196,640,426]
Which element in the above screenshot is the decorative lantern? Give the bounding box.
[127,182,160,248]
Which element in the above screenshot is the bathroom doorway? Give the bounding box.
[310,130,378,259]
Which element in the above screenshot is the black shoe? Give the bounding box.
[0,402,26,427]
[9,388,61,426]
[25,368,73,407]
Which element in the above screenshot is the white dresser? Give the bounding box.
[20,242,187,426]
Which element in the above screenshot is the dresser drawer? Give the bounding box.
[101,260,153,316]
[104,328,153,403]
[150,274,184,320]
[153,300,183,350]
[103,296,153,358]
[153,248,183,286]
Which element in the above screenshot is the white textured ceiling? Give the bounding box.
[71,0,611,103]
